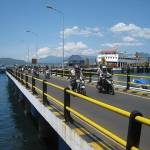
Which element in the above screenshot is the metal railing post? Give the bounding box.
[64,87,72,122]
[64,70,66,77]
[25,74,28,88]
[51,69,53,76]
[19,72,21,82]
[18,72,20,81]
[32,76,36,94]
[16,71,18,80]
[61,70,64,77]
[21,73,24,84]
[126,111,142,150]
[17,71,19,80]
[89,72,92,83]
[16,70,17,77]
[20,72,22,83]
[56,69,57,76]
[126,66,130,90]
[43,80,47,105]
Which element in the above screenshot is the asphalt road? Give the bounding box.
[29,74,150,150]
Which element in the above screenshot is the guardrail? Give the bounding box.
[7,69,150,150]
[50,68,150,92]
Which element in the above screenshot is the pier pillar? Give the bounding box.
[18,92,24,102]
[38,116,59,149]
[58,136,71,150]
[24,99,31,115]
[13,85,19,99]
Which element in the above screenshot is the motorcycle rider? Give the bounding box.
[45,65,50,79]
[97,64,110,92]
[70,64,83,90]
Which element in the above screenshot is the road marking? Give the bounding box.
[117,91,150,100]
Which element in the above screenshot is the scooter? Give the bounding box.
[76,77,86,95]
[70,77,86,95]
[96,74,115,95]
[45,70,50,79]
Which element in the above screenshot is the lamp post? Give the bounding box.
[46,6,65,69]
[26,30,39,60]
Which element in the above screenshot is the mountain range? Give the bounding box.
[0,58,26,65]
[0,55,97,65]
[39,55,96,64]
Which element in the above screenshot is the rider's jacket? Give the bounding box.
[70,68,83,79]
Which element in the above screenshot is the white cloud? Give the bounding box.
[64,41,87,51]
[63,26,103,38]
[110,22,150,39]
[132,28,150,39]
[80,49,99,56]
[122,36,136,42]
[62,42,99,56]
[58,41,89,56]
[37,47,50,58]
[102,42,143,47]
[36,47,63,58]
[110,23,140,32]
[35,41,97,58]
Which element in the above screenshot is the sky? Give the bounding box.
[0,0,150,61]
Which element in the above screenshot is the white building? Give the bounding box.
[97,49,145,67]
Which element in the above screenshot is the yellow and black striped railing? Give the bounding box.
[7,69,150,150]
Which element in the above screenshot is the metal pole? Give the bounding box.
[126,66,130,90]
[26,30,38,60]
[28,48,30,63]
[62,14,64,70]
[43,80,47,105]
[46,6,65,69]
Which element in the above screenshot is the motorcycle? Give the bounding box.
[96,74,115,95]
[76,77,86,95]
[33,70,39,78]
[70,77,86,95]
[45,70,50,79]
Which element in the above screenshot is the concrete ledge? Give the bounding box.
[7,72,106,150]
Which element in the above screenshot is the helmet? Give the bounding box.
[102,66,107,73]
[74,64,79,69]
[102,66,106,69]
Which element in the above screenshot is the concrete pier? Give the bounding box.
[7,72,104,150]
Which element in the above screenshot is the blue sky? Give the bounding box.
[0,0,150,60]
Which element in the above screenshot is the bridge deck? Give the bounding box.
[7,71,150,150]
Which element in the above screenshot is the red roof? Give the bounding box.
[99,49,117,54]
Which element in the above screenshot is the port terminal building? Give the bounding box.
[96,49,145,67]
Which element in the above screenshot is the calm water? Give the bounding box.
[0,74,48,150]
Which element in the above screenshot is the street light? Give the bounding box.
[46,5,65,69]
[26,30,39,60]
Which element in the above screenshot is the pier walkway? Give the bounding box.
[6,70,150,150]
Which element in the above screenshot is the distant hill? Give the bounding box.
[138,52,150,58]
[81,55,96,64]
[0,58,26,65]
[39,55,96,64]
[39,56,63,64]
